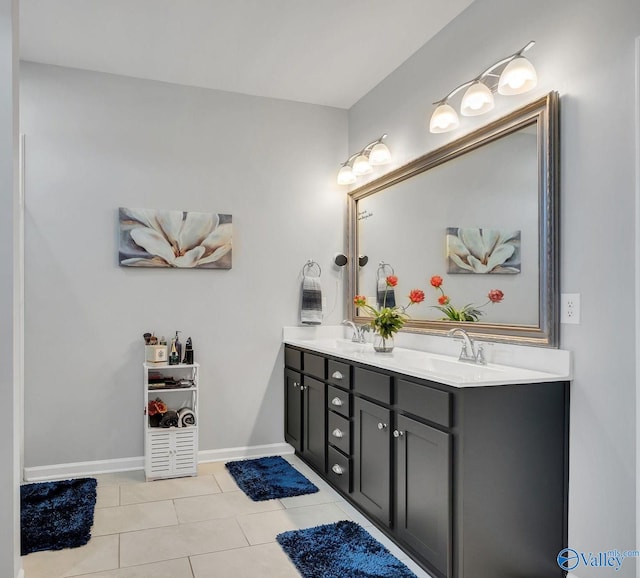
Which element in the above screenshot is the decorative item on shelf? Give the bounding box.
[169,338,179,365]
[144,332,167,363]
[182,337,194,364]
[337,134,391,186]
[429,275,504,321]
[174,331,182,361]
[147,398,168,427]
[354,276,425,353]
[159,410,179,428]
[429,41,537,134]
[177,407,196,427]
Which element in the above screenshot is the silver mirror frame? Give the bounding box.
[347,92,559,347]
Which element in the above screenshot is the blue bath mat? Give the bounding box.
[21,477,97,555]
[277,520,417,577]
[225,455,318,501]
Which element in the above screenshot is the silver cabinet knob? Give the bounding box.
[331,397,343,407]
[293,382,299,388]
[393,430,405,438]
[299,384,305,391]
[331,428,344,438]
[331,464,344,475]
[377,422,387,430]
[332,371,344,380]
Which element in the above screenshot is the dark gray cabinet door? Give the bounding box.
[284,369,302,452]
[353,396,391,527]
[395,414,451,578]
[302,376,326,473]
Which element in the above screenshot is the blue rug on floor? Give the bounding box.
[20,477,97,555]
[225,455,318,501]
[277,520,418,578]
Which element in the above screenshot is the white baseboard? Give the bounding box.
[16,568,24,578]
[198,442,294,463]
[22,443,295,482]
[23,456,144,482]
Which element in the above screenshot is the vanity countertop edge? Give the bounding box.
[283,325,571,388]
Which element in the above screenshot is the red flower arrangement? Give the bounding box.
[430,275,504,322]
[354,276,425,340]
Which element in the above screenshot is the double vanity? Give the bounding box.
[283,326,571,578]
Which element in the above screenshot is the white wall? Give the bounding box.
[1,0,20,576]
[349,0,639,576]
[20,63,348,468]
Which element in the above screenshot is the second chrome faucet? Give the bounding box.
[448,327,486,365]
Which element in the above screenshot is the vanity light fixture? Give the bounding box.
[337,134,391,185]
[429,41,537,133]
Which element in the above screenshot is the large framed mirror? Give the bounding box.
[347,92,559,347]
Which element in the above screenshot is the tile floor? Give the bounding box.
[21,455,433,578]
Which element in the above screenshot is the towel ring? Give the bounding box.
[303,260,322,278]
[376,262,394,280]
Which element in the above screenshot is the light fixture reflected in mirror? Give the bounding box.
[429,41,537,133]
[337,134,391,185]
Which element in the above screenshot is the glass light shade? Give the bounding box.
[498,57,537,95]
[460,82,495,116]
[337,164,356,185]
[368,142,391,165]
[429,103,460,133]
[352,153,372,175]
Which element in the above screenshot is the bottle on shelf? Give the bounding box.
[169,338,179,365]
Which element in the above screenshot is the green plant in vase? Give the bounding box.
[354,275,425,352]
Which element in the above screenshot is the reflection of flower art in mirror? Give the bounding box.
[119,207,232,269]
[446,227,520,274]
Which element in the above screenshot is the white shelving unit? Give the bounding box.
[143,362,199,481]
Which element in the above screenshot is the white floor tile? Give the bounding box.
[174,490,282,524]
[190,543,299,578]
[95,485,119,509]
[92,500,178,536]
[334,499,374,527]
[22,535,119,578]
[93,471,146,486]
[72,557,194,578]
[119,517,248,567]
[212,468,240,492]
[278,487,340,509]
[236,502,351,545]
[119,476,221,505]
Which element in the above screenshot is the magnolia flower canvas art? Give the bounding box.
[119,207,232,269]
[446,227,520,274]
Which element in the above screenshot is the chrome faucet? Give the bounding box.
[342,320,369,343]
[447,328,486,365]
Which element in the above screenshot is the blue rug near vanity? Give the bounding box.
[277,520,417,578]
[225,455,318,501]
[20,477,98,555]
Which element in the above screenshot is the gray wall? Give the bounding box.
[1,0,19,576]
[348,0,639,576]
[20,63,348,467]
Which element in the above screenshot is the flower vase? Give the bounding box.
[373,333,394,353]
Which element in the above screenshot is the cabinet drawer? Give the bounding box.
[285,347,301,370]
[328,360,351,389]
[327,385,350,417]
[327,446,351,494]
[396,378,451,428]
[353,366,392,404]
[303,352,325,379]
[328,411,350,455]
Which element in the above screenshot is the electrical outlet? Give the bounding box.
[561,293,580,324]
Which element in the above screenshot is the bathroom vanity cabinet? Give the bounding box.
[283,344,569,578]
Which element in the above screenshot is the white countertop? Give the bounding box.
[283,326,572,388]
